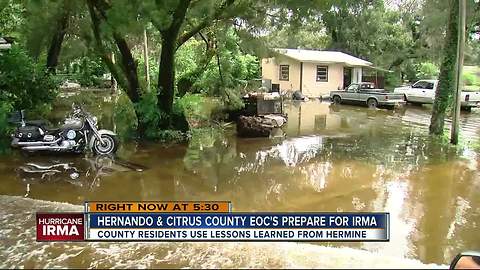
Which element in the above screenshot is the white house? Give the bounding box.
[261,48,374,97]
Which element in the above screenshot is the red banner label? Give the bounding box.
[36,213,85,241]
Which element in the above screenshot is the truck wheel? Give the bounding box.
[332,95,341,104]
[367,98,378,109]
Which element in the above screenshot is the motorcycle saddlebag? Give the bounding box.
[15,126,42,140]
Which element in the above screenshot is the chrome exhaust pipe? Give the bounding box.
[22,145,70,151]
[22,140,76,151]
[14,138,61,146]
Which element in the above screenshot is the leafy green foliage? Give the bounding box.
[415,62,440,80]
[155,129,186,143]
[113,92,138,140]
[385,71,403,89]
[176,94,222,128]
[174,26,256,112]
[0,0,24,37]
[463,72,477,86]
[134,90,162,139]
[64,55,107,87]
[0,45,57,113]
[0,94,13,138]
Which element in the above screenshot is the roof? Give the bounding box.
[274,48,372,67]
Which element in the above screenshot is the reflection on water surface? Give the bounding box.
[1,98,480,267]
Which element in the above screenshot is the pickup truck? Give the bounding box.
[394,80,480,111]
[330,82,406,109]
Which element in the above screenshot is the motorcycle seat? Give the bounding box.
[45,127,60,134]
[26,120,60,134]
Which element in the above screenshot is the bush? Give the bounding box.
[385,71,403,89]
[155,129,185,143]
[0,46,57,138]
[0,97,13,138]
[415,62,439,79]
[113,91,138,140]
[68,55,107,87]
[0,46,58,111]
[176,94,223,129]
[135,91,162,139]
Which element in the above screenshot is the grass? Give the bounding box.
[463,66,480,91]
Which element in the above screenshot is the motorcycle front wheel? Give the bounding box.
[92,134,118,155]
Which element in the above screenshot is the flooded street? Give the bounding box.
[1,98,480,268]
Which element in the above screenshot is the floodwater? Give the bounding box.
[1,95,480,268]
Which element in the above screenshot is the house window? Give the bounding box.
[316,66,328,82]
[279,65,289,81]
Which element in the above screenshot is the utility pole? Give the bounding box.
[143,28,151,91]
[451,0,466,145]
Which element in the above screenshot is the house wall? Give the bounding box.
[301,63,344,97]
[262,57,345,97]
[261,56,301,92]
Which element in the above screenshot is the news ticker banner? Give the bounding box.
[37,201,389,242]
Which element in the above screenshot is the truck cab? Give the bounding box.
[394,80,436,104]
[394,79,480,111]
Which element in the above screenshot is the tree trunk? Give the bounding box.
[157,35,177,122]
[156,0,191,127]
[87,0,146,136]
[87,0,127,91]
[113,34,141,103]
[46,9,69,73]
[90,0,142,103]
[429,0,459,135]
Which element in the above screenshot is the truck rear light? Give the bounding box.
[465,94,470,101]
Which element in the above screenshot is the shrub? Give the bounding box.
[0,97,13,138]
[385,71,403,89]
[113,91,138,140]
[176,94,223,129]
[415,62,439,80]
[0,45,57,137]
[67,55,107,87]
[156,129,185,143]
[0,46,57,110]
[134,90,162,139]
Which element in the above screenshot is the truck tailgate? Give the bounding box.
[386,93,405,100]
[462,91,480,101]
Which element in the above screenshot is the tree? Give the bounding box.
[87,0,141,104]
[144,0,236,127]
[429,0,459,135]
[46,0,71,73]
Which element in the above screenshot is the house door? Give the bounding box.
[343,67,352,89]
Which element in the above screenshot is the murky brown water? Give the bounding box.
[1,95,480,268]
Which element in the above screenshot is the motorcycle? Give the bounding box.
[9,104,118,155]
